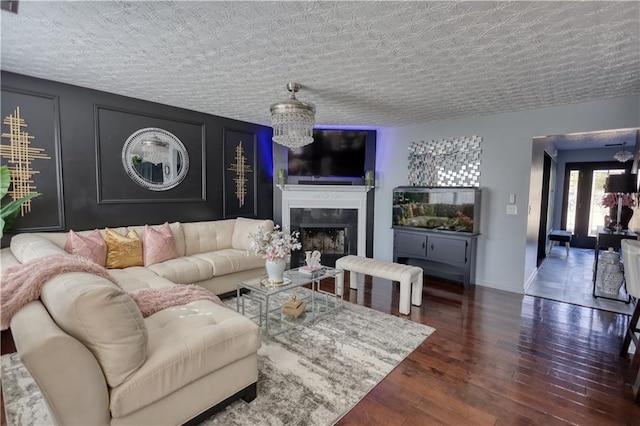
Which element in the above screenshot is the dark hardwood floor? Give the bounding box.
[332,276,640,425]
[2,277,639,425]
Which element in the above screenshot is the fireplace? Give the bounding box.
[281,185,368,267]
[300,226,349,254]
[289,207,358,266]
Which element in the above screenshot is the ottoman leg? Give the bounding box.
[336,272,344,296]
[350,272,363,290]
[399,279,411,315]
[411,272,423,307]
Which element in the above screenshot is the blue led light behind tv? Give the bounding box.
[287,130,368,177]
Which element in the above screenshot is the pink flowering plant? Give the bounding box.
[248,225,301,261]
[601,193,636,208]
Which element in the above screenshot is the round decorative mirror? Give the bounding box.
[121,127,189,191]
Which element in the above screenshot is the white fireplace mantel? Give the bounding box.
[281,185,369,257]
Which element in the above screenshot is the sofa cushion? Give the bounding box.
[142,223,178,266]
[109,300,260,417]
[40,272,148,388]
[146,256,214,284]
[194,249,266,276]
[10,233,68,263]
[108,266,176,293]
[64,229,107,266]
[182,220,236,255]
[232,217,274,250]
[105,229,144,269]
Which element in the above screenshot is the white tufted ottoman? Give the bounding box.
[335,255,423,315]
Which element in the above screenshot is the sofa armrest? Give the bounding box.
[11,301,111,426]
[10,233,68,263]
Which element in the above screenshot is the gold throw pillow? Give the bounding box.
[105,229,144,269]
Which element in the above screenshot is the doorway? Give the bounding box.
[527,128,640,309]
[561,161,630,248]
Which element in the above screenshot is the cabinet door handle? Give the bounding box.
[430,243,434,250]
[422,242,425,249]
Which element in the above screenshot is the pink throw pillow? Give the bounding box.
[64,229,107,266]
[143,223,178,266]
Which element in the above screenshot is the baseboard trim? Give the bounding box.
[475,280,526,295]
[523,267,539,293]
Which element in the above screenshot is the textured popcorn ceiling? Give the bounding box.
[1,1,639,127]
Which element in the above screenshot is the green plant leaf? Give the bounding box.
[0,165,41,237]
[0,165,11,200]
[1,193,41,238]
[1,208,19,236]
[1,193,40,220]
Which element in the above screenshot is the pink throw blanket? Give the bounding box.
[130,285,225,317]
[1,254,118,330]
[1,254,226,330]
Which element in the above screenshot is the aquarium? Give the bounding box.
[392,187,480,234]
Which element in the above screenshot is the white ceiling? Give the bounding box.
[1,1,639,129]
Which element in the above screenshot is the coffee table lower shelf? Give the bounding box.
[236,266,343,337]
[239,290,341,336]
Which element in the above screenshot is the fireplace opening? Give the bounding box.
[289,208,358,267]
[300,226,349,254]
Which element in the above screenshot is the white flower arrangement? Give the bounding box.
[248,225,301,261]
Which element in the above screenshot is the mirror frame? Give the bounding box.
[121,127,189,191]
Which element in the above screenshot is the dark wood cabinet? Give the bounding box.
[393,227,477,289]
[394,231,427,257]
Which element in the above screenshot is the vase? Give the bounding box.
[609,206,634,230]
[596,248,625,295]
[265,258,287,284]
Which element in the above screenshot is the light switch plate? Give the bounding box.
[506,205,518,215]
[509,193,516,204]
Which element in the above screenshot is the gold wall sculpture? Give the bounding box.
[227,141,253,207]
[0,106,50,215]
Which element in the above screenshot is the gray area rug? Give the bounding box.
[1,295,434,426]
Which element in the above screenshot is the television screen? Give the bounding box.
[287,130,367,177]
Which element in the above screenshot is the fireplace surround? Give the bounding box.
[281,185,369,267]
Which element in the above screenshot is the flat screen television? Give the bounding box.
[287,130,368,178]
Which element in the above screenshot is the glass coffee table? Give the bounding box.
[236,266,343,336]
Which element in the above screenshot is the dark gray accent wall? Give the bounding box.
[1,71,273,245]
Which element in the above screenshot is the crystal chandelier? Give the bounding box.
[614,143,634,163]
[270,82,316,149]
[141,135,169,165]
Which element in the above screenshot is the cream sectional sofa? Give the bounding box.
[2,217,274,425]
[9,217,273,296]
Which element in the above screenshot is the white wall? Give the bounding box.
[374,95,640,294]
